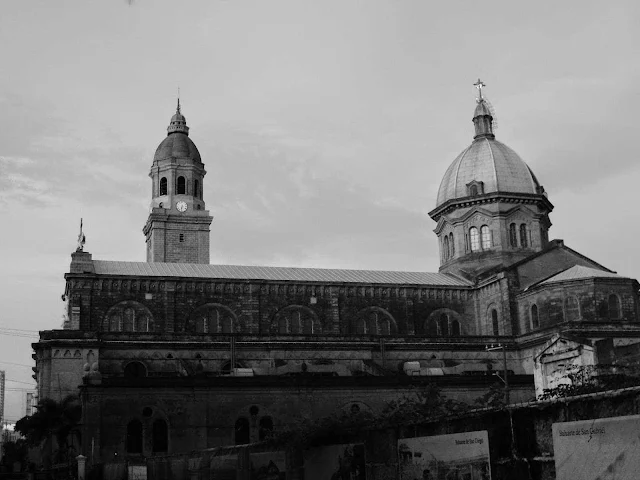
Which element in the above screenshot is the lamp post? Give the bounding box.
[486,343,509,405]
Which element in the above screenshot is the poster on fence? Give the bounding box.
[552,414,640,480]
[304,443,366,480]
[398,430,491,480]
[250,451,287,480]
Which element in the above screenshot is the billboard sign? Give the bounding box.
[398,430,491,480]
[552,414,640,480]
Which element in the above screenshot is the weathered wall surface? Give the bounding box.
[81,375,535,461]
[142,387,640,480]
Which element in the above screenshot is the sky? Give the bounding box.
[1,0,639,422]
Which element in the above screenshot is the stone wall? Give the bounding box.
[143,386,640,480]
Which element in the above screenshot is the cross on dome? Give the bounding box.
[473,78,486,102]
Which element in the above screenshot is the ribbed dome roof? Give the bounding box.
[153,133,201,163]
[436,137,540,206]
[153,100,201,163]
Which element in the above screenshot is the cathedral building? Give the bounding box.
[33,85,640,461]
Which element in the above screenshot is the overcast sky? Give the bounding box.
[1,0,639,421]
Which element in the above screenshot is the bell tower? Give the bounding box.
[143,100,213,264]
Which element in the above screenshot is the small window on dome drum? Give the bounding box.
[531,304,539,329]
[159,177,167,196]
[481,225,490,250]
[520,224,528,247]
[194,179,199,199]
[509,223,517,247]
[469,184,478,196]
[177,176,186,194]
[469,227,480,252]
[491,309,499,335]
[449,233,455,256]
[608,294,620,319]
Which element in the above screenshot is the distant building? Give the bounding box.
[25,392,37,417]
[0,370,5,426]
[33,86,640,465]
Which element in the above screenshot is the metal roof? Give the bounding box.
[91,260,471,286]
[539,265,627,285]
[436,137,540,206]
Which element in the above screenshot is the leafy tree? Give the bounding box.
[382,383,469,425]
[473,382,507,409]
[538,364,640,401]
[15,395,82,463]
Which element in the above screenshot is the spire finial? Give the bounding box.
[76,218,86,252]
[473,78,486,102]
[176,87,181,115]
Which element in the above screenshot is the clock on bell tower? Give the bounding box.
[142,100,213,264]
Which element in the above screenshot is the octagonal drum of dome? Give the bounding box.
[436,137,540,206]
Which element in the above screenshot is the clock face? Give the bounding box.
[176,201,188,212]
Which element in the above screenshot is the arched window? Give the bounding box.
[519,224,528,247]
[274,306,319,335]
[152,419,168,453]
[258,416,273,441]
[136,315,152,332]
[159,177,167,196]
[608,294,620,319]
[469,184,478,196]
[177,176,186,194]
[301,316,313,334]
[449,233,455,257]
[235,417,250,445]
[103,301,154,333]
[427,319,438,336]
[565,296,580,322]
[443,236,450,260]
[278,316,288,334]
[378,316,391,336]
[109,314,122,332]
[531,304,539,329]
[126,420,143,454]
[354,307,396,335]
[480,225,490,250]
[439,314,449,336]
[123,308,135,332]
[451,319,461,336]
[194,179,199,199]
[509,223,517,247]
[491,309,499,335]
[289,310,302,334]
[469,227,480,252]
[187,304,239,334]
[124,361,147,378]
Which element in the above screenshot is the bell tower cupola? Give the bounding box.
[143,99,213,264]
[429,80,553,278]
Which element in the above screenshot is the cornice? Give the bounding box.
[62,276,475,299]
[429,192,554,222]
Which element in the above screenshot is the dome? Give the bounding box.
[153,133,201,164]
[153,99,201,163]
[436,137,540,206]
